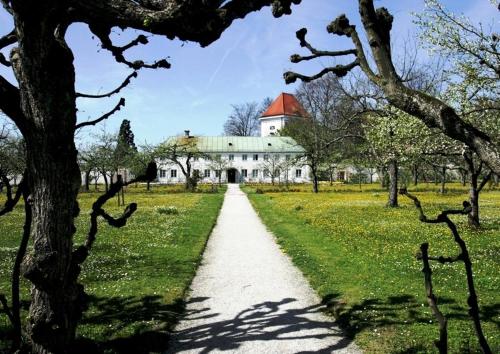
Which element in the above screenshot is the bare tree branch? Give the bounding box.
[0,52,10,67]
[285,0,500,175]
[400,188,492,354]
[285,61,360,83]
[76,71,138,98]
[89,25,171,70]
[74,0,301,47]
[0,294,14,325]
[420,242,448,354]
[72,162,157,265]
[0,29,16,50]
[75,98,125,130]
[290,28,357,63]
[0,170,24,217]
[0,75,28,134]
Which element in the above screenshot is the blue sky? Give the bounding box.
[0,1,496,145]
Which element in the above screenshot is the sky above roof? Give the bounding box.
[0,1,497,146]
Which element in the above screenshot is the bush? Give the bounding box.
[156,206,179,215]
[255,188,264,194]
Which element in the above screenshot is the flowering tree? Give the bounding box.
[284,0,500,175]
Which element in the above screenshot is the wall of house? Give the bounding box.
[156,152,310,184]
[260,116,286,137]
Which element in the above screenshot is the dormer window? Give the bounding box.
[228,142,233,146]
[267,143,272,146]
[270,126,275,130]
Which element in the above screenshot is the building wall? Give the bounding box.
[157,152,310,184]
[260,116,286,137]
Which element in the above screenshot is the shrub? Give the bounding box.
[255,188,264,194]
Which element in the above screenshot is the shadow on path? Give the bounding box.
[167,297,354,353]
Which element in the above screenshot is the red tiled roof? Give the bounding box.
[261,93,308,118]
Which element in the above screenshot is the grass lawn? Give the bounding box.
[0,184,225,352]
[244,183,499,353]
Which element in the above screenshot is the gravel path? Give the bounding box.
[166,184,360,353]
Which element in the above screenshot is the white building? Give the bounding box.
[259,92,309,137]
[157,135,310,184]
[158,93,311,184]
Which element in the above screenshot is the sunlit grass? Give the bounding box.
[244,183,500,353]
[0,185,225,350]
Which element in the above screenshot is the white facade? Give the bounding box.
[157,152,310,184]
[260,116,286,137]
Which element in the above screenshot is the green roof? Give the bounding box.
[165,136,304,153]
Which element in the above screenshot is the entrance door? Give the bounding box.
[227,169,236,183]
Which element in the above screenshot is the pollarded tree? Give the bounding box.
[284,0,500,176]
[0,1,301,351]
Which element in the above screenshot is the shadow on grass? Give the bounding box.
[322,293,500,352]
[74,294,185,354]
[3,293,497,353]
[74,295,355,353]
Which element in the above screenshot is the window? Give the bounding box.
[193,156,199,161]
[241,169,247,177]
[263,169,270,178]
[214,154,221,160]
[264,154,269,161]
[171,169,177,178]
[229,154,234,161]
[160,169,167,178]
[193,169,201,178]
[204,169,210,178]
[295,169,302,178]
[253,154,258,161]
[285,155,291,161]
[242,154,247,161]
[252,169,259,178]
[215,170,221,178]
[270,125,275,130]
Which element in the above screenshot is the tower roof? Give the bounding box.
[260,92,308,118]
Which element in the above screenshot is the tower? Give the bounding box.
[259,93,308,137]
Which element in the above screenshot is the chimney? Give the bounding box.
[184,130,190,137]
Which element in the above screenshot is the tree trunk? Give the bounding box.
[468,178,480,229]
[440,166,446,194]
[412,164,418,186]
[84,169,91,192]
[311,167,319,193]
[103,173,109,192]
[13,6,84,352]
[147,181,151,191]
[379,167,386,188]
[387,159,398,207]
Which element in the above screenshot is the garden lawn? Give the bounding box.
[0,185,224,351]
[244,184,499,353]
